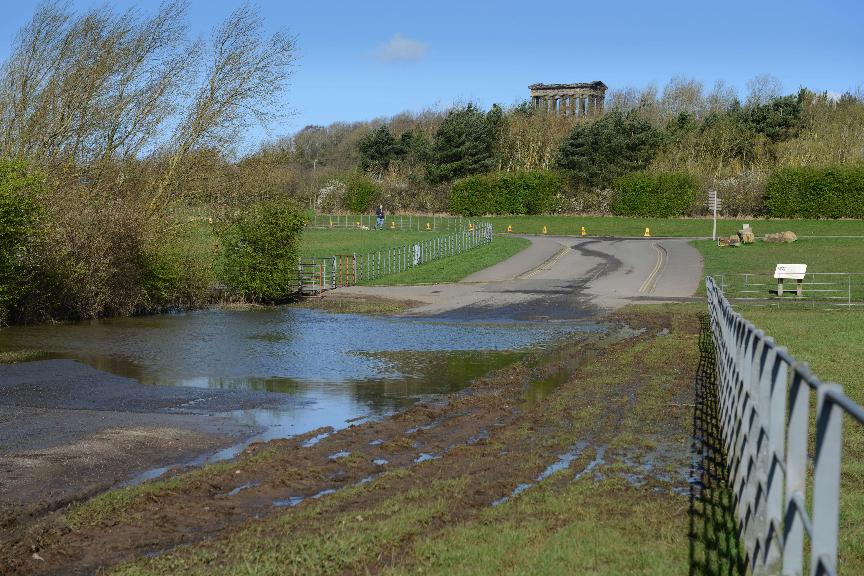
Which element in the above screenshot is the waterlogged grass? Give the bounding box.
[484,215,864,238]
[0,348,44,363]
[366,235,530,285]
[65,460,239,529]
[384,479,688,576]
[94,305,745,575]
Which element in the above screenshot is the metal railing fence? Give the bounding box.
[713,272,864,307]
[310,213,466,232]
[298,223,493,293]
[706,276,864,576]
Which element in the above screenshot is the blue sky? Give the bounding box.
[1,0,861,143]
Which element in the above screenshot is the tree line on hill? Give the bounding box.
[252,76,863,218]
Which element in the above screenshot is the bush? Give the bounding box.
[610,172,702,217]
[449,170,562,216]
[138,222,217,313]
[0,161,43,324]
[344,172,381,212]
[763,165,864,218]
[219,200,305,302]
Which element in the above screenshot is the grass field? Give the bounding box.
[301,228,437,257]
[310,213,864,239]
[363,235,530,285]
[483,215,864,238]
[737,308,864,573]
[695,237,864,300]
[301,228,531,286]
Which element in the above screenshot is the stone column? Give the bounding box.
[580,96,587,116]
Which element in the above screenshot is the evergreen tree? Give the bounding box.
[428,104,496,183]
[358,125,402,175]
[556,110,663,188]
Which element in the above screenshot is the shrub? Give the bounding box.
[449,170,562,216]
[138,221,217,313]
[344,172,381,212]
[763,165,864,218]
[219,200,305,302]
[610,172,702,217]
[0,161,43,324]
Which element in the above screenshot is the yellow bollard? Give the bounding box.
[506,225,512,233]
[469,223,475,232]
[356,221,361,228]
[390,221,396,229]
[580,226,586,237]
[425,222,431,231]
[542,225,548,235]
[644,227,651,237]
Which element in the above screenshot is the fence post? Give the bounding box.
[812,384,843,576]
[783,371,808,575]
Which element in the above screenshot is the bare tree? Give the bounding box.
[151,3,296,211]
[746,73,783,107]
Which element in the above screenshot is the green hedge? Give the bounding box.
[0,161,43,324]
[610,172,701,217]
[449,170,562,216]
[763,165,864,218]
[219,200,305,302]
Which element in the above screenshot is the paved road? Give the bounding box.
[335,235,704,320]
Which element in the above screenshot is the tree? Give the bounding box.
[428,104,496,183]
[556,110,663,188]
[358,125,402,176]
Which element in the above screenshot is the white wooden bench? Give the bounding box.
[774,263,807,296]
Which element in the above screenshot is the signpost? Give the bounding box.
[708,191,721,241]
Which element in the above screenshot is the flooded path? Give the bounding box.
[0,306,591,515]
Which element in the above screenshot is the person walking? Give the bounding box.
[375,204,385,230]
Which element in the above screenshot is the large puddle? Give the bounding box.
[0,307,593,448]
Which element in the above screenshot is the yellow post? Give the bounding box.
[580,226,586,237]
[542,225,548,235]
[356,221,360,228]
[390,221,396,229]
[425,222,431,231]
[329,219,333,228]
[506,225,512,233]
[469,223,474,232]
[644,227,651,237]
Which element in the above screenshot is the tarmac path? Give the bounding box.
[334,235,704,319]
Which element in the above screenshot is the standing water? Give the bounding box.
[0,306,591,451]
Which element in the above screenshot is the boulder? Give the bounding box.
[719,234,741,247]
[737,229,755,244]
[764,231,798,243]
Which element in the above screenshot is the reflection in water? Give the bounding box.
[0,306,594,440]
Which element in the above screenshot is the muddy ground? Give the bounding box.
[0,305,741,575]
[0,360,307,527]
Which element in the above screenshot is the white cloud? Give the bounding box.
[374,34,428,63]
